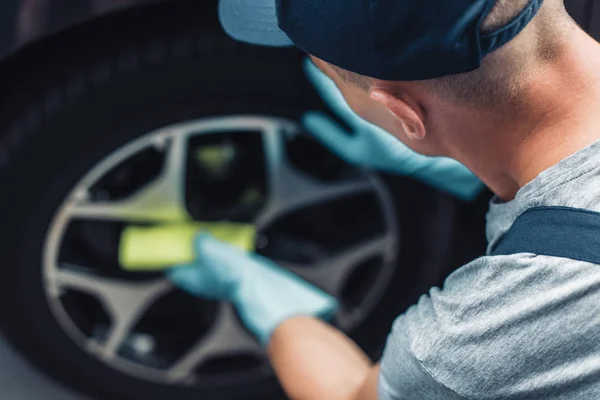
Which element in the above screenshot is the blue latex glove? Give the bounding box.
[167,233,338,345]
[302,59,484,201]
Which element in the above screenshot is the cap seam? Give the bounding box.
[481,0,541,39]
[479,0,544,56]
[474,0,499,61]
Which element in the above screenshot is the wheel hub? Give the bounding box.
[42,116,399,386]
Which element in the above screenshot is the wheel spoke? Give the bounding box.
[257,128,372,228]
[285,236,392,297]
[166,303,261,383]
[49,265,173,359]
[42,117,400,384]
[285,236,392,330]
[68,134,189,222]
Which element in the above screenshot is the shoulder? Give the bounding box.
[382,254,600,399]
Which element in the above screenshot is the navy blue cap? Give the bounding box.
[219,0,544,81]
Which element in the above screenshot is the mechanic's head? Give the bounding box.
[219,0,574,157]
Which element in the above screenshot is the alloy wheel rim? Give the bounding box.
[42,115,399,386]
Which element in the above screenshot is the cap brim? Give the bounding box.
[218,0,294,47]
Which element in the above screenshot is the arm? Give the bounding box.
[269,316,379,400]
[303,59,484,201]
[164,234,476,400]
[164,234,379,398]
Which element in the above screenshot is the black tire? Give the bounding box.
[0,1,461,399]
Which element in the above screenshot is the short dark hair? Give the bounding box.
[329,64,372,91]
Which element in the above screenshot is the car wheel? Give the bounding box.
[0,2,460,399]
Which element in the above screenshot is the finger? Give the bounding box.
[166,264,204,293]
[302,112,358,160]
[167,262,234,300]
[192,232,247,265]
[303,58,363,124]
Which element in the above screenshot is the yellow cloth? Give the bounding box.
[119,222,256,271]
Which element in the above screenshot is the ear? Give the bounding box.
[369,89,426,141]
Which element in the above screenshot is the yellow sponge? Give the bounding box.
[119,222,256,271]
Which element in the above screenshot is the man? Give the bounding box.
[169,0,600,398]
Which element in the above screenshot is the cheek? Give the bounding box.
[337,86,365,111]
[340,92,383,126]
[337,86,419,149]
[352,102,426,151]
[338,87,385,124]
[352,101,403,137]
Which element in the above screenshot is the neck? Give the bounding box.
[440,27,600,201]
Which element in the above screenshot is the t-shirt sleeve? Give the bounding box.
[378,313,466,400]
[378,253,600,400]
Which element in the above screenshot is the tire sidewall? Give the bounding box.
[0,11,457,399]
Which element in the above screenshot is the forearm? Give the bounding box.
[268,316,379,400]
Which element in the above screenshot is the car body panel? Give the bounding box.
[0,0,595,63]
[0,0,170,61]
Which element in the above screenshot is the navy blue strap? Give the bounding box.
[491,206,600,265]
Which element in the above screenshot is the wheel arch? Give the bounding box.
[0,1,220,95]
[0,0,297,174]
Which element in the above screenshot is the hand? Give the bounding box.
[302,58,484,201]
[167,233,338,345]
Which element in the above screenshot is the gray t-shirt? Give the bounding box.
[379,140,600,400]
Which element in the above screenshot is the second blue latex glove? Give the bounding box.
[302,59,484,201]
[167,233,338,345]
